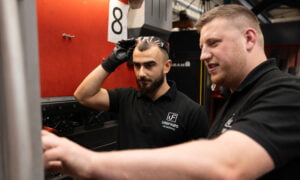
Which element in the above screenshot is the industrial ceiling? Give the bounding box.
[172,0,300,29]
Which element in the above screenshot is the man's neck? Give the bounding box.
[230,53,267,92]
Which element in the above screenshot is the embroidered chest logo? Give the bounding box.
[221,113,235,133]
[161,112,179,131]
[166,112,178,123]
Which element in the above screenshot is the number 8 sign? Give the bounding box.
[108,0,129,43]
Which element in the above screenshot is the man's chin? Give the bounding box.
[138,82,149,89]
[210,75,220,84]
[139,86,149,91]
[140,85,155,94]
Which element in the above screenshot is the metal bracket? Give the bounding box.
[62,33,75,39]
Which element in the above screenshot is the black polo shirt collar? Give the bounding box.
[208,59,278,138]
[235,59,277,93]
[137,80,177,101]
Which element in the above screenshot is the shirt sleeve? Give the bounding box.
[107,87,135,113]
[231,79,300,168]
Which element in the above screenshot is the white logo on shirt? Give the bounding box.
[161,112,179,131]
[166,112,178,123]
[221,114,235,133]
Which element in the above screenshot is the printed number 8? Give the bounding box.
[111,7,123,34]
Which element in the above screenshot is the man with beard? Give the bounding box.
[43,5,300,179]
[74,36,209,150]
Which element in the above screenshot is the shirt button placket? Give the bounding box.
[147,103,153,116]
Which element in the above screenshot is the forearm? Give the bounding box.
[43,131,274,179]
[89,131,274,180]
[90,140,228,180]
[74,65,109,103]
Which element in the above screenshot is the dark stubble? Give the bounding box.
[136,72,164,95]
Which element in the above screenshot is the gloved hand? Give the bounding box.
[101,39,137,72]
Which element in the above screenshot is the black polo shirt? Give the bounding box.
[208,59,300,179]
[108,81,209,150]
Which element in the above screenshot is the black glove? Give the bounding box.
[101,39,137,72]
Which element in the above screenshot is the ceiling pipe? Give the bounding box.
[174,0,271,24]
[237,0,271,23]
[173,0,204,14]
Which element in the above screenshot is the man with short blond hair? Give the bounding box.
[43,4,300,179]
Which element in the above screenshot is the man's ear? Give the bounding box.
[164,59,172,74]
[244,28,257,51]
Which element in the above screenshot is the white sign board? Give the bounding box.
[108,0,129,43]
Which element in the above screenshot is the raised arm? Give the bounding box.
[73,39,136,111]
[43,130,274,180]
[73,65,110,111]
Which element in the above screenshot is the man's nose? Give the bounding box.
[138,66,147,77]
[200,47,212,61]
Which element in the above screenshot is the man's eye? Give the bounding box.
[144,64,151,69]
[209,40,219,47]
[133,63,141,69]
[144,62,155,69]
[209,41,215,46]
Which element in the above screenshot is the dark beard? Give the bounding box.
[137,74,164,95]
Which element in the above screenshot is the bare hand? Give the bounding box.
[42,130,95,179]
